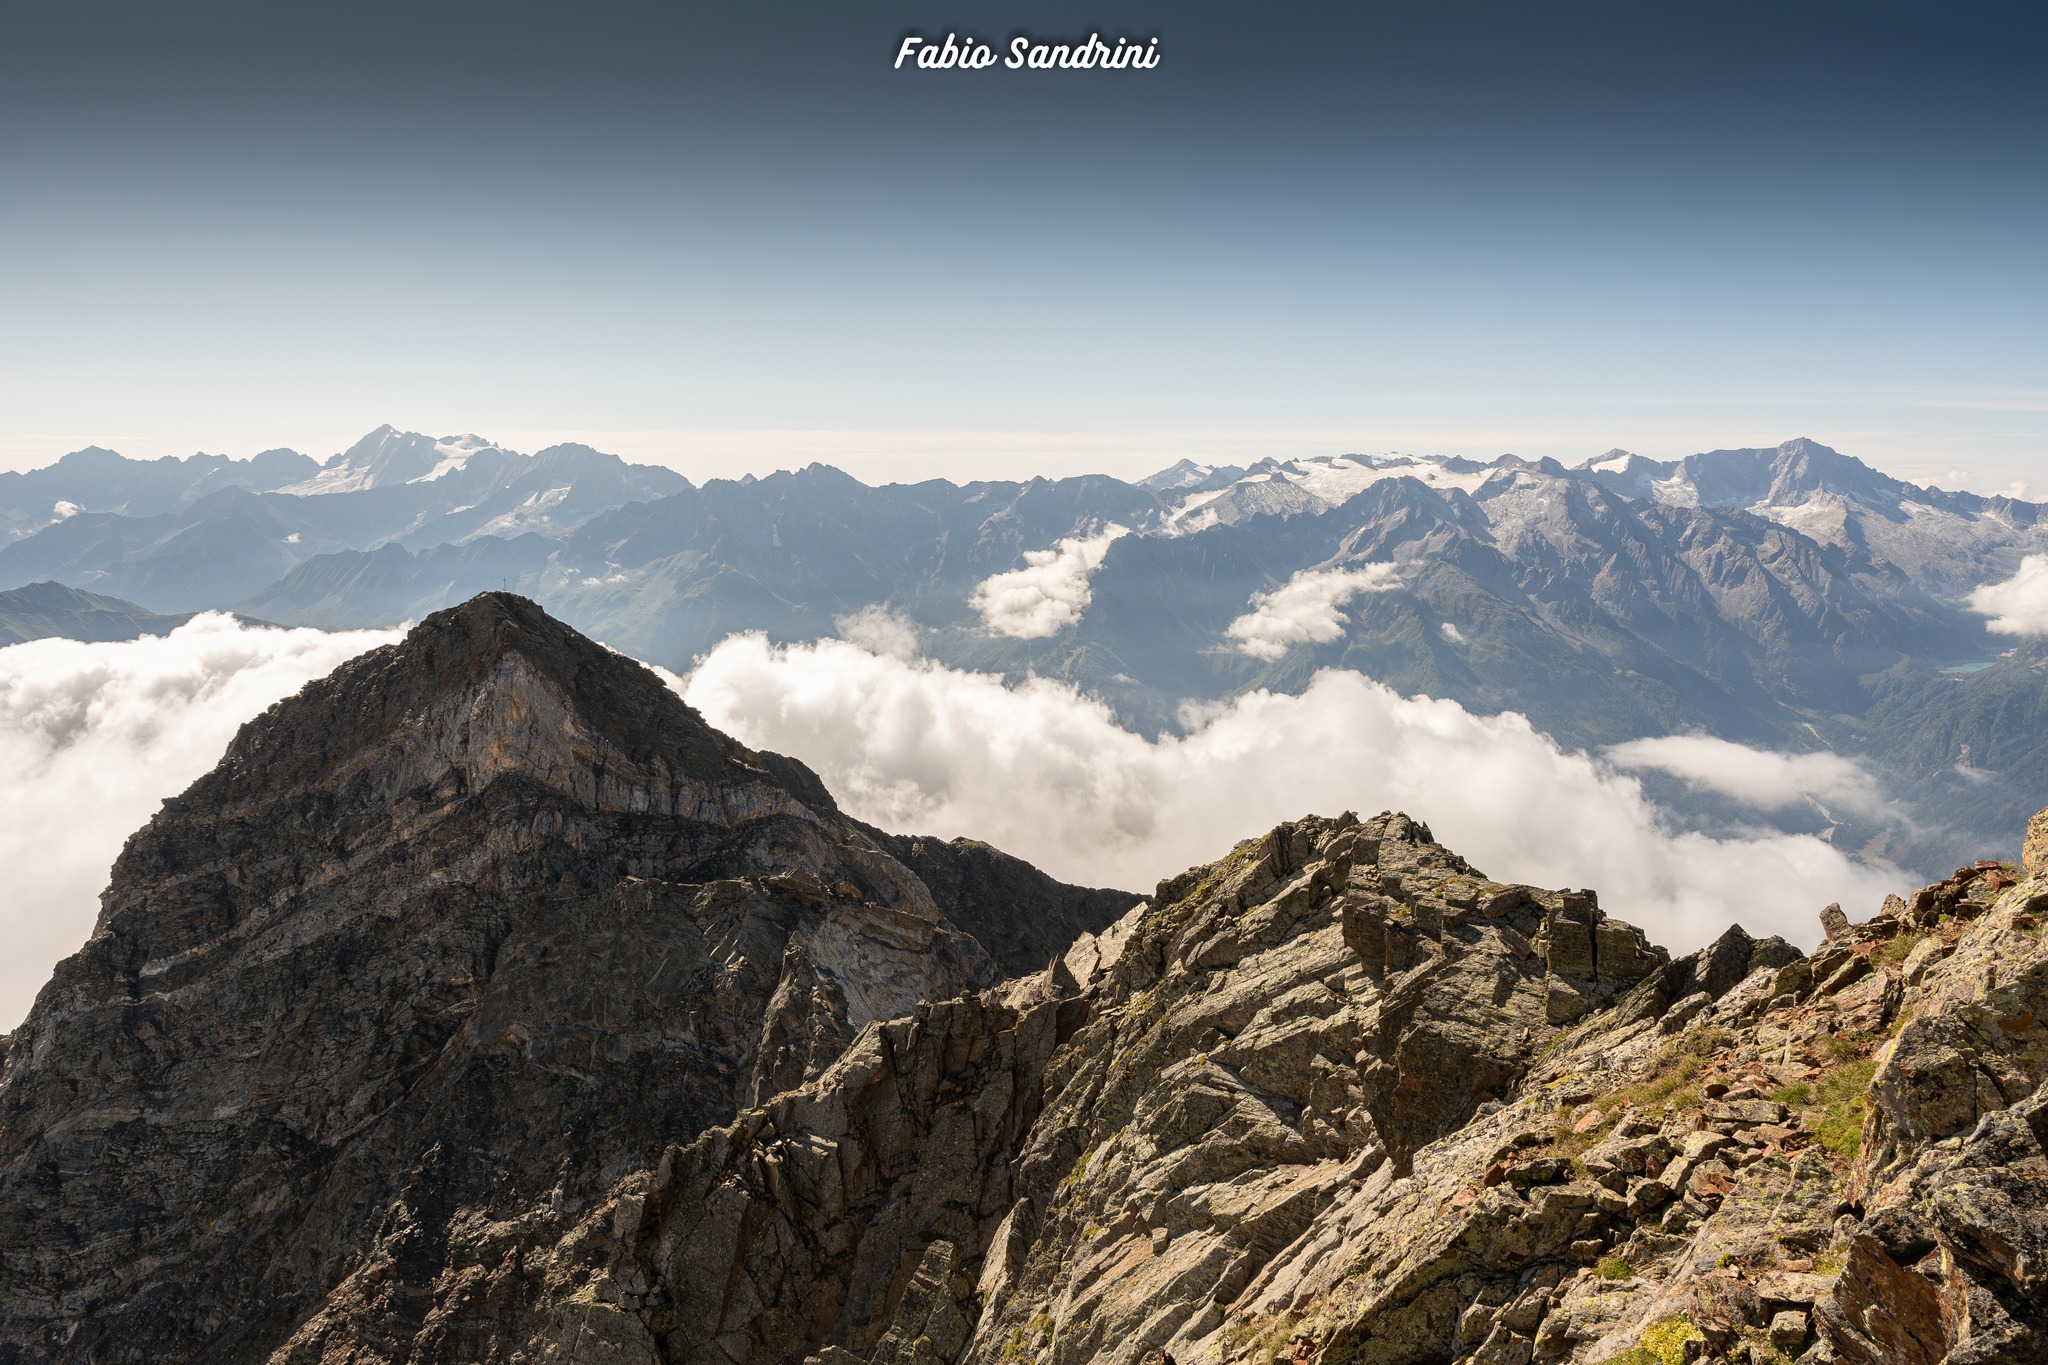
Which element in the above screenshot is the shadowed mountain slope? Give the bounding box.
[0,594,1131,1362]
[0,580,194,646]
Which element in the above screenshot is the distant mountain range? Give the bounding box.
[0,581,194,647]
[2,428,2043,867]
[0,427,684,611]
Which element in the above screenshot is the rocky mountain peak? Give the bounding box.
[190,590,793,810]
[1138,458,1246,494]
[0,596,1131,1362]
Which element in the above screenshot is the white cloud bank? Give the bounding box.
[1968,554,2048,636]
[0,615,398,1031]
[683,634,1909,956]
[1605,734,1892,817]
[1227,563,1402,660]
[970,527,1126,638]
[1,614,1914,1033]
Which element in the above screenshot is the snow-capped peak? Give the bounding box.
[408,434,496,484]
[274,428,513,495]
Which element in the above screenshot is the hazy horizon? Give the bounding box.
[2,1,2041,494]
[0,423,2035,502]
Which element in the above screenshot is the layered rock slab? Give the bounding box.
[526,810,2048,1365]
[522,812,1680,1364]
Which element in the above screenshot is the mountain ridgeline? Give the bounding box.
[2,596,2046,1365]
[2,431,2044,881]
[0,580,195,646]
[0,596,1132,1361]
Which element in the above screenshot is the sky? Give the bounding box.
[0,0,2043,491]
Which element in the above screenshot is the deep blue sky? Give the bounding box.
[2,1,2042,489]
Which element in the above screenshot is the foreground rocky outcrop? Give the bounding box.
[523,816,2048,1365]
[0,595,1132,1362]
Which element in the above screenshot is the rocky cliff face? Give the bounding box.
[0,595,1131,1363]
[520,817,2048,1365]
[4,594,2045,1365]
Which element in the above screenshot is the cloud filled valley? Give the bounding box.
[683,630,1910,955]
[1603,733,1896,818]
[0,616,400,1030]
[0,610,1917,1030]
[5,431,2043,895]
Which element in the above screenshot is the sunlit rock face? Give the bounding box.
[522,813,2048,1365]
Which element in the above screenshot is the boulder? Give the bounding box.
[1768,1309,1809,1351]
[1820,903,1852,942]
[2026,804,2048,875]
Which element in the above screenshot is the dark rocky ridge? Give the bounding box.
[731,758,1137,982]
[0,594,1131,1362]
[861,832,1141,982]
[0,580,194,646]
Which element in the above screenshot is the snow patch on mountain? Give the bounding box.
[471,486,575,539]
[1159,453,1499,534]
[276,427,508,495]
[1136,458,1245,493]
[408,434,497,483]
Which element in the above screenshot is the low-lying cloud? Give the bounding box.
[2,613,1918,1034]
[1968,554,2048,637]
[1605,734,1892,817]
[970,526,1126,638]
[1227,563,1402,660]
[684,634,1910,955]
[0,615,398,1031]
[833,604,920,660]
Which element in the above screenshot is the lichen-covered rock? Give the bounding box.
[530,811,2048,1365]
[2024,804,2048,876]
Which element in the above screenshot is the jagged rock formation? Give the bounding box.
[0,595,1131,1363]
[521,816,2048,1365]
[862,833,1162,984]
